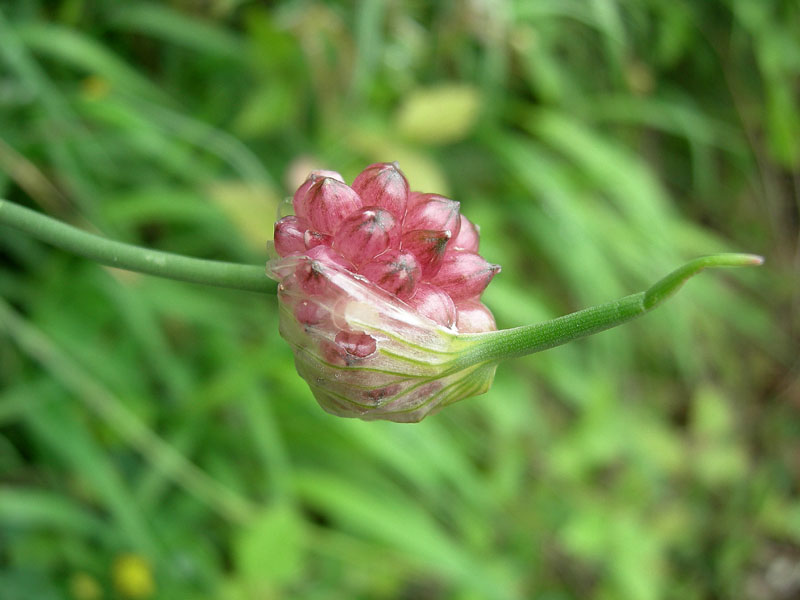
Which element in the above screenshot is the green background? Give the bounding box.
[0,1,797,598]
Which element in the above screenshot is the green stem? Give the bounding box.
[0,199,763,365]
[0,199,275,293]
[456,253,763,368]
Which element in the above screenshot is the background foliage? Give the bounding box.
[0,1,798,598]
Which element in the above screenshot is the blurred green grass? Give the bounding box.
[0,1,797,599]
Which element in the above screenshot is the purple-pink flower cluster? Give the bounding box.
[273,162,499,339]
[266,162,500,420]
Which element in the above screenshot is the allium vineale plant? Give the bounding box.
[269,163,502,421]
[0,162,762,423]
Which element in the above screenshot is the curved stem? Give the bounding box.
[642,253,762,310]
[456,253,763,368]
[0,199,276,293]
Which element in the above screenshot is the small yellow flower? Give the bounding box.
[112,553,155,599]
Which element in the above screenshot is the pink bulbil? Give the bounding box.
[273,162,499,361]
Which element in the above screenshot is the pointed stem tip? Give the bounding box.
[643,252,764,310]
[743,254,765,266]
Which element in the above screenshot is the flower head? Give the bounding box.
[268,162,500,422]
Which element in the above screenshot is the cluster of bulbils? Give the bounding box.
[267,162,500,422]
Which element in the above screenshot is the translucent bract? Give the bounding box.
[267,162,500,422]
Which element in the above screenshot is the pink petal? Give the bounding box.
[451,214,479,252]
[359,249,421,299]
[304,229,332,250]
[320,339,347,366]
[300,177,362,234]
[332,207,399,265]
[312,169,345,182]
[406,191,430,213]
[430,251,500,302]
[403,194,461,240]
[292,170,344,219]
[351,162,409,221]
[455,300,497,333]
[334,330,377,358]
[294,299,329,326]
[406,283,456,328]
[273,215,308,257]
[400,229,451,278]
[295,245,353,296]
